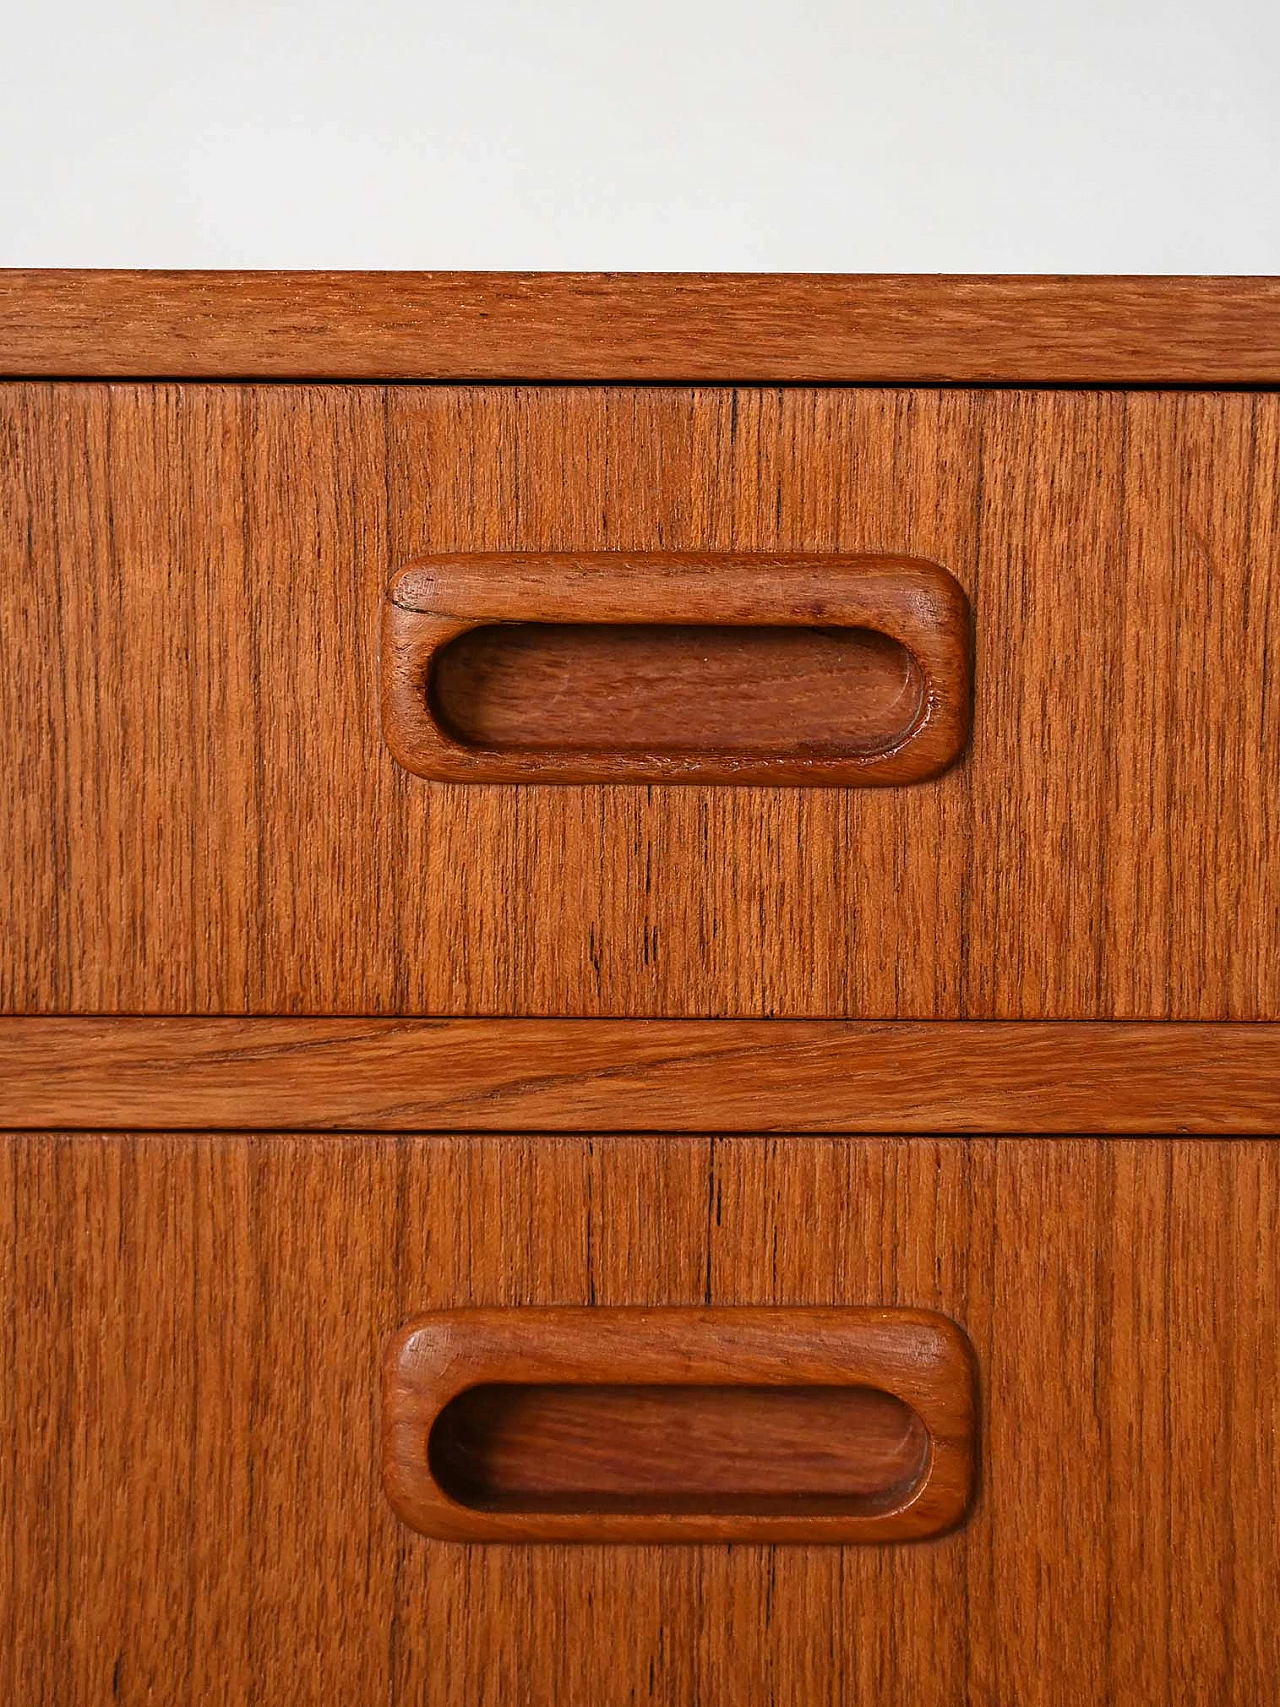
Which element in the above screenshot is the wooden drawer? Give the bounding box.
[3,1131,1277,1707]
[4,274,1280,1705]
[3,378,1279,1017]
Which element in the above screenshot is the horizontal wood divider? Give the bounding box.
[3,272,1280,383]
[0,1019,1277,1133]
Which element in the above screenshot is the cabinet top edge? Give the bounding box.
[2,270,1280,384]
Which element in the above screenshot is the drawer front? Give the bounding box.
[3,1132,1277,1706]
[3,384,1279,1018]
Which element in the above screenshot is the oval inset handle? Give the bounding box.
[382,1306,978,1544]
[382,554,973,786]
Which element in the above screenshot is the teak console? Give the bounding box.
[2,270,1279,1706]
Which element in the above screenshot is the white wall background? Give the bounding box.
[3,0,1278,270]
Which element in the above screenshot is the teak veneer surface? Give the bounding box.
[3,271,1280,382]
[6,281,1279,1703]
[4,382,1279,1017]
[3,1133,1276,1706]
[4,1017,1280,1132]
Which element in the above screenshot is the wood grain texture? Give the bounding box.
[384,1306,976,1541]
[384,553,971,785]
[427,1379,930,1511]
[3,271,1280,382]
[429,621,926,755]
[2,1132,1276,1705]
[5,382,1280,1016]
[4,1017,1280,1132]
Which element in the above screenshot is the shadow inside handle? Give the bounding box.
[429,622,926,758]
[428,1382,931,1518]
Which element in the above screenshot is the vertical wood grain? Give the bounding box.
[2,1133,1277,1706]
[4,383,1280,1016]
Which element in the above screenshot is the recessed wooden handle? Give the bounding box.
[382,554,972,786]
[382,1306,978,1543]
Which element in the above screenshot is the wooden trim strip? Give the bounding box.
[0,1018,1276,1133]
[3,271,1280,383]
